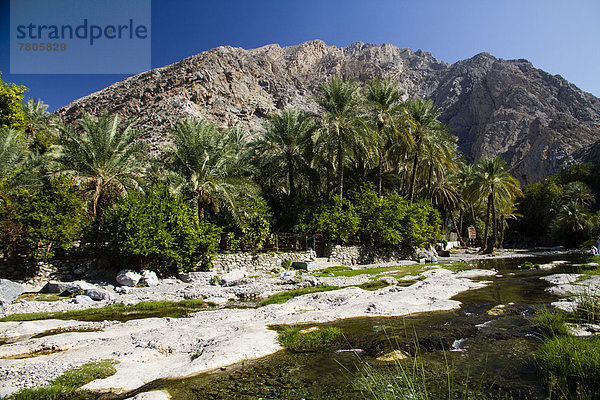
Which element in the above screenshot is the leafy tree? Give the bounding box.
[216,196,273,251]
[314,78,366,199]
[402,98,446,203]
[53,111,147,222]
[470,157,521,253]
[0,73,28,131]
[313,196,360,244]
[163,118,257,224]
[249,109,315,199]
[14,177,88,259]
[103,186,221,274]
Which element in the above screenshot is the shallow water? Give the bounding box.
[107,252,592,399]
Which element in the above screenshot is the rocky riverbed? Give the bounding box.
[0,250,565,398]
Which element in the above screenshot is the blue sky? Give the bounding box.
[1,0,599,111]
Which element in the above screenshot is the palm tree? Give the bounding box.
[551,201,594,246]
[403,98,446,203]
[162,118,257,223]
[53,111,147,222]
[23,99,51,137]
[314,77,366,199]
[563,181,595,208]
[470,157,521,253]
[363,77,408,196]
[0,130,32,204]
[249,109,315,198]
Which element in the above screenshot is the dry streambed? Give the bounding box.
[0,262,498,398]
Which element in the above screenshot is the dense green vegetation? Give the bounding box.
[515,163,600,247]
[2,71,598,276]
[6,360,117,400]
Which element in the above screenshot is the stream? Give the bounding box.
[108,252,590,399]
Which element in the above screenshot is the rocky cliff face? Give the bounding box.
[56,40,600,183]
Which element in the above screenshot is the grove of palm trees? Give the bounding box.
[1,74,599,275]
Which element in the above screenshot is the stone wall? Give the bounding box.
[211,251,315,274]
[326,245,413,266]
[0,258,102,285]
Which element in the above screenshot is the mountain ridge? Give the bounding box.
[56,40,600,183]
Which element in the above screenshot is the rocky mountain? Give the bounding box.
[56,40,600,183]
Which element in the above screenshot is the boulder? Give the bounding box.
[220,269,248,286]
[0,279,24,311]
[291,261,320,271]
[84,288,116,301]
[63,280,97,295]
[71,295,95,305]
[116,269,142,287]
[302,276,321,287]
[141,270,159,287]
[279,270,296,283]
[178,271,216,284]
[42,280,73,294]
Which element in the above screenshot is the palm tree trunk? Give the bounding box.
[337,141,344,201]
[288,161,296,198]
[469,206,481,247]
[483,193,492,252]
[489,190,497,253]
[451,213,466,246]
[499,214,506,250]
[378,158,383,197]
[426,164,433,200]
[409,146,419,204]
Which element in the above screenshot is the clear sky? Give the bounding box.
[1,0,599,111]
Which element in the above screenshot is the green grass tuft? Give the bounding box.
[531,308,570,337]
[260,285,339,306]
[536,336,600,400]
[356,279,390,291]
[278,326,342,352]
[7,360,117,400]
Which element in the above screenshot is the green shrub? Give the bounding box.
[313,195,360,244]
[536,336,600,399]
[13,177,88,259]
[281,259,292,270]
[278,326,342,352]
[573,292,600,324]
[102,186,221,274]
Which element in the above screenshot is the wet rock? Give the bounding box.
[125,390,171,399]
[116,269,142,287]
[0,279,23,311]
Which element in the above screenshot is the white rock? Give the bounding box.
[84,288,115,301]
[116,270,142,287]
[141,271,159,287]
[303,276,321,287]
[220,269,248,286]
[178,271,215,284]
[71,295,95,305]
